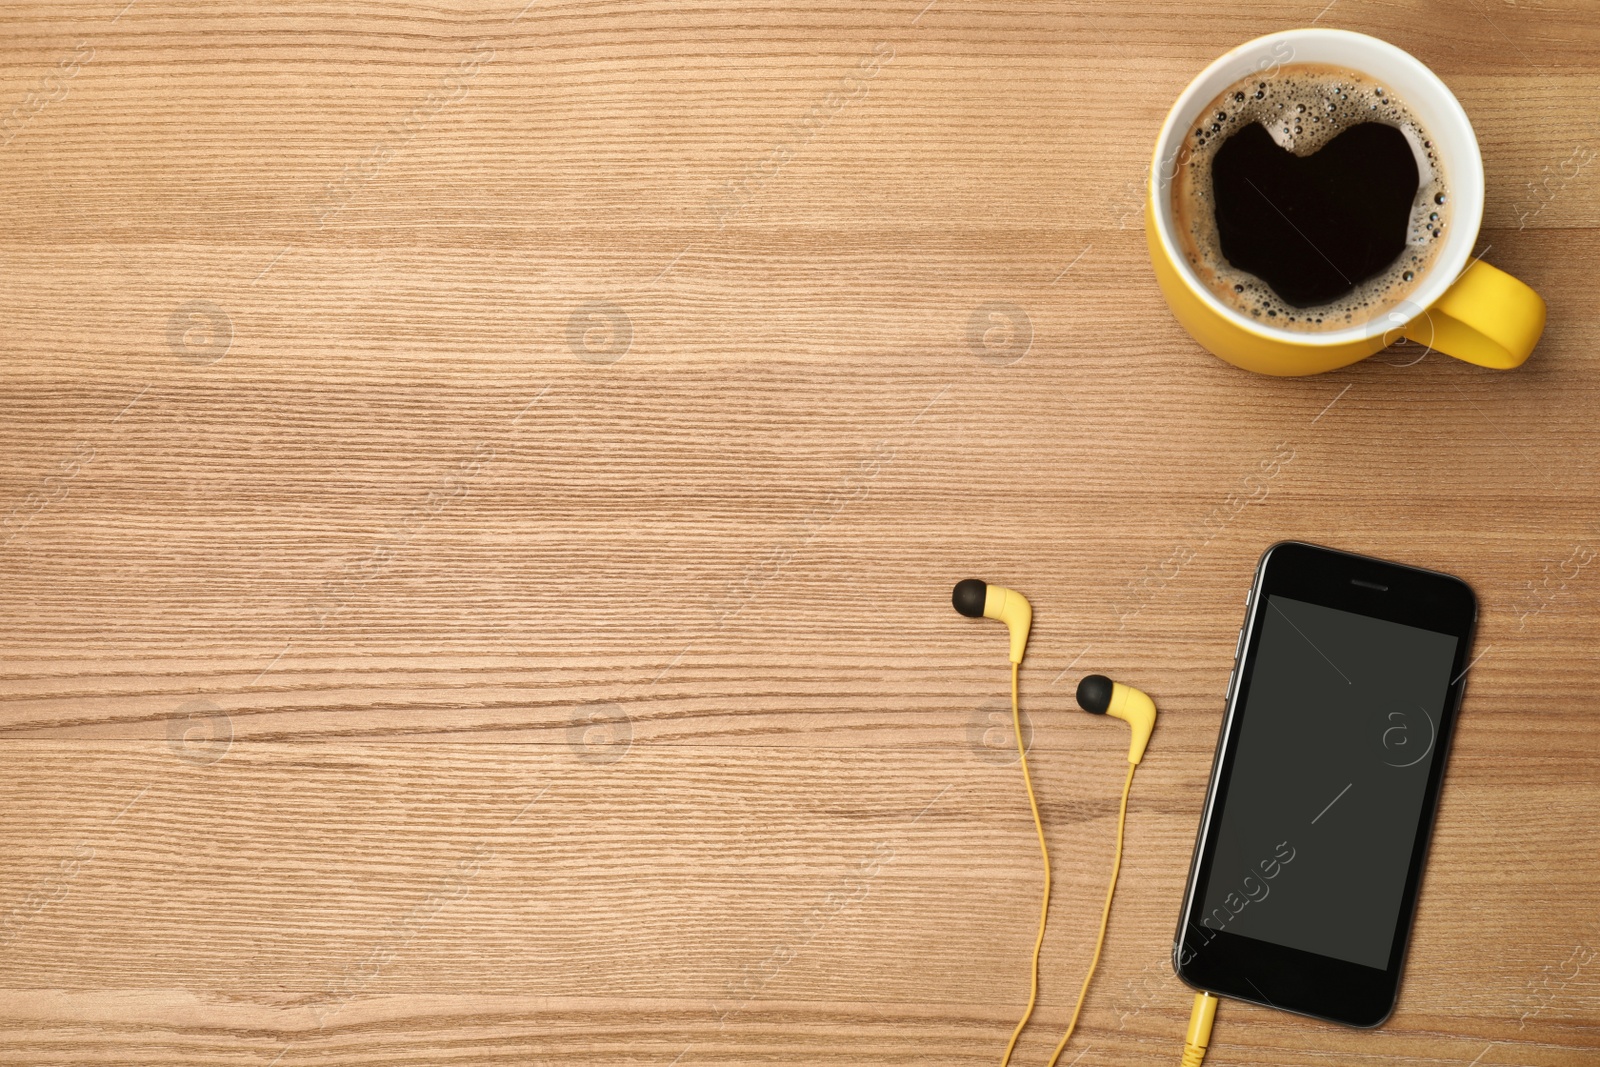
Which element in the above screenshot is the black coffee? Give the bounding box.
[1212,121,1417,307]
[1172,64,1449,331]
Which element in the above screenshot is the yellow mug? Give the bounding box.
[1146,29,1546,376]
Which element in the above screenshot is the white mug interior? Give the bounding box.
[1148,29,1485,347]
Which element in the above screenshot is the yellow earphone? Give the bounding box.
[953,579,1216,1067]
[952,578,1033,664]
[1074,673,1157,765]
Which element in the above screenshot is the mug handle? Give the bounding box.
[1401,260,1546,369]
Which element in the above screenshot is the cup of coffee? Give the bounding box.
[1146,29,1545,376]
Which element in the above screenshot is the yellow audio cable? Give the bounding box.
[999,660,1051,1067]
[1181,991,1220,1065]
[1044,760,1137,1067]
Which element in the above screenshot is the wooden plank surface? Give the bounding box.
[2,1,1597,1064]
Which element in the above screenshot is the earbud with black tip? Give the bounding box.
[1076,674,1158,764]
[952,578,1033,664]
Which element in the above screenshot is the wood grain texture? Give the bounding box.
[2,1,1597,1064]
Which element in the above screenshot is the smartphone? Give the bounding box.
[1174,541,1477,1027]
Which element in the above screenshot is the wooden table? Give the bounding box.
[2,2,1596,1064]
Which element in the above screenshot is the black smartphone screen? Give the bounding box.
[1176,542,1477,1026]
[1198,593,1458,967]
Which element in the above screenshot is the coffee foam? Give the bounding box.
[1172,63,1449,332]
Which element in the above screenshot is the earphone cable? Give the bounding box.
[999,661,1051,1067]
[1045,760,1138,1067]
[1179,991,1220,1065]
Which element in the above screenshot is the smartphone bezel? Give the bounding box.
[1173,540,1478,1027]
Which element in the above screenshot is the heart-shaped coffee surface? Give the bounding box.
[1212,121,1419,308]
